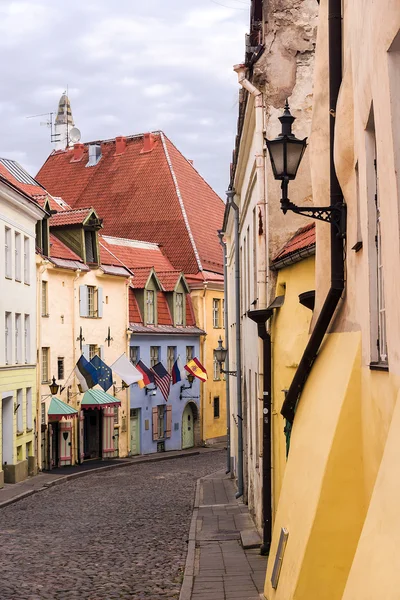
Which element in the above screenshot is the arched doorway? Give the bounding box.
[182,402,199,449]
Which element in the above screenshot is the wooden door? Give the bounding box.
[182,404,194,449]
[130,409,140,455]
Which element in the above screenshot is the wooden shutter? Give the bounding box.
[79,285,88,317]
[82,345,90,360]
[99,345,104,360]
[165,405,172,438]
[97,287,103,317]
[152,407,158,441]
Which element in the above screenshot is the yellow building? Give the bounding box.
[264,1,400,599]
[0,165,45,485]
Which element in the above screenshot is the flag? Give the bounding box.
[136,360,154,386]
[111,354,143,385]
[151,362,171,402]
[74,355,99,392]
[185,357,207,382]
[171,356,186,385]
[91,355,113,392]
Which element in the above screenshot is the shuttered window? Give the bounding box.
[152,405,172,441]
[150,346,160,367]
[167,346,176,372]
[176,293,184,325]
[85,230,96,263]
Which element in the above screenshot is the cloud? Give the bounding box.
[0,0,248,197]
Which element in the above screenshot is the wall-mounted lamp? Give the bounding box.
[113,382,129,394]
[49,376,59,396]
[76,326,85,352]
[214,337,237,376]
[179,374,195,400]
[145,385,157,397]
[105,326,113,347]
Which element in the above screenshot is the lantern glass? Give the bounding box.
[49,376,59,396]
[187,373,195,385]
[286,138,307,178]
[214,338,227,365]
[266,138,285,179]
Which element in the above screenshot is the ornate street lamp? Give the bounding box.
[214,337,237,376]
[49,376,59,396]
[180,373,195,393]
[265,101,346,236]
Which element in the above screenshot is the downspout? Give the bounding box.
[234,64,267,309]
[73,268,81,464]
[37,260,48,470]
[226,188,244,499]
[202,281,208,445]
[218,230,231,474]
[281,0,345,425]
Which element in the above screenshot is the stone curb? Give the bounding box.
[0,449,204,510]
[179,477,202,600]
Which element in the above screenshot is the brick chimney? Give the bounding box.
[115,136,127,155]
[70,143,85,162]
[140,133,157,154]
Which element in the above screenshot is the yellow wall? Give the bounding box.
[271,256,315,511]
[190,287,226,442]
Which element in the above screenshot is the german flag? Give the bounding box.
[136,360,154,387]
[184,358,207,382]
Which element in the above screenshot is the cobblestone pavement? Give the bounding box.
[0,451,225,600]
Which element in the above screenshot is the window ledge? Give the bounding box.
[42,314,50,318]
[5,276,12,280]
[15,279,22,283]
[42,380,51,384]
[16,430,24,436]
[26,428,33,433]
[24,282,30,286]
[369,362,389,372]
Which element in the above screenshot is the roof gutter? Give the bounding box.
[270,244,315,272]
[281,0,345,425]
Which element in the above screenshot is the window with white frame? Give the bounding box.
[57,357,65,380]
[26,387,32,429]
[130,346,140,365]
[41,402,46,425]
[186,346,194,363]
[41,347,50,383]
[150,346,160,367]
[24,314,30,364]
[15,232,21,281]
[16,389,23,432]
[15,313,21,364]
[87,285,96,318]
[41,281,48,317]
[213,355,221,381]
[167,346,176,372]
[176,293,184,325]
[89,345,99,361]
[213,299,220,328]
[157,405,165,439]
[146,290,155,324]
[23,236,30,284]
[5,312,11,365]
[5,227,11,278]
[222,299,225,329]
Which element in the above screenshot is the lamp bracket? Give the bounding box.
[281,199,346,238]
[220,367,237,376]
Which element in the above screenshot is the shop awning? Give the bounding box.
[48,396,78,420]
[81,389,121,409]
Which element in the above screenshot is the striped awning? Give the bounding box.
[48,396,78,420]
[81,389,121,409]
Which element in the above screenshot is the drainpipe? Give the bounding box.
[234,63,267,309]
[73,269,81,464]
[281,0,345,424]
[218,230,231,474]
[37,260,48,470]
[226,188,244,499]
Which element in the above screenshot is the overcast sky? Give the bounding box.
[0,0,249,197]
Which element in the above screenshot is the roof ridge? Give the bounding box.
[160,131,203,272]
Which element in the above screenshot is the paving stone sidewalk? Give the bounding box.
[181,470,267,600]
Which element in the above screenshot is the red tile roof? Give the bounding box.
[157,270,182,291]
[186,294,196,327]
[157,291,173,325]
[272,223,316,263]
[36,132,225,276]
[99,236,174,271]
[129,288,143,324]
[0,159,46,200]
[130,267,152,289]
[50,207,94,227]
[49,233,82,261]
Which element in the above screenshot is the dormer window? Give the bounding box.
[36,217,50,256]
[84,229,98,264]
[86,144,102,167]
[146,290,155,324]
[176,292,184,325]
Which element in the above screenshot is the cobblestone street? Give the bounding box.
[0,451,225,600]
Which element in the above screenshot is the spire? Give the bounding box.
[55,93,74,127]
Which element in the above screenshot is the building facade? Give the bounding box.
[0,170,45,485]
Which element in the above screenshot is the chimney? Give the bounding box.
[71,143,85,162]
[115,136,127,155]
[86,143,102,167]
[140,132,157,154]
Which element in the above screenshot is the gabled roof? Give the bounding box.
[99,235,174,271]
[0,157,47,200]
[130,267,163,290]
[50,207,98,227]
[36,131,225,276]
[271,223,316,270]
[155,270,189,293]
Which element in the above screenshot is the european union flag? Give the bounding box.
[91,355,113,392]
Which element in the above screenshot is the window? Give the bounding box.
[167,346,176,372]
[57,357,65,380]
[176,293,184,325]
[5,226,11,278]
[150,346,160,367]
[157,405,165,439]
[114,405,119,425]
[84,230,97,263]
[87,286,96,318]
[146,290,155,324]
[253,207,257,303]
[213,299,220,328]
[23,236,30,283]
[26,388,32,430]
[222,299,225,329]
[186,346,194,363]
[15,232,21,281]
[16,389,23,432]
[89,345,99,361]
[41,402,46,425]
[15,313,21,364]
[5,312,11,365]
[214,397,220,419]
[80,285,103,318]
[130,346,140,365]
[24,315,30,363]
[41,281,48,317]
[41,347,50,383]
[213,355,221,381]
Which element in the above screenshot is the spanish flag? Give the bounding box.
[185,357,207,382]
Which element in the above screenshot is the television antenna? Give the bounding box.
[26,111,60,144]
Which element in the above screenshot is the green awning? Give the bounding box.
[81,389,121,409]
[48,396,78,420]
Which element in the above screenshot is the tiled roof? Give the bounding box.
[99,235,174,271]
[49,234,82,261]
[129,289,143,324]
[272,223,316,263]
[156,270,183,291]
[129,324,205,336]
[50,207,93,227]
[157,291,173,325]
[36,132,225,276]
[131,267,152,288]
[0,158,46,199]
[186,295,196,327]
